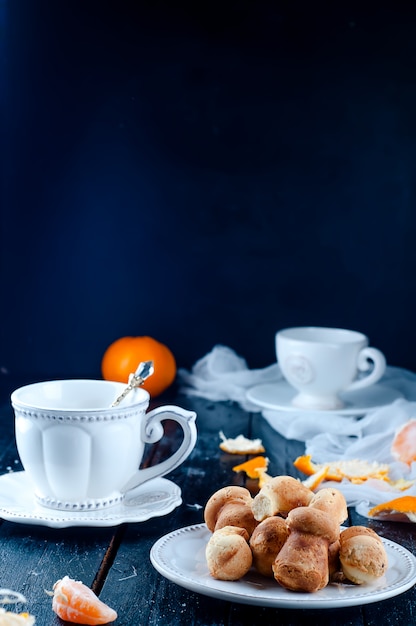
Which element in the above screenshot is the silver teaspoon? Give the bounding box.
[111,360,155,407]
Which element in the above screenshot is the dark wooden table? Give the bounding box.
[1,377,416,625]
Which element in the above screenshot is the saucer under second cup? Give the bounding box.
[246,380,402,416]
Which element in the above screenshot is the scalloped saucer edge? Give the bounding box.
[0,471,182,528]
[247,380,403,415]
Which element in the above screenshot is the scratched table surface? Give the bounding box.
[0,376,416,626]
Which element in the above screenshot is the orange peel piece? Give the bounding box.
[294,454,391,485]
[294,455,343,481]
[256,467,273,488]
[293,454,316,475]
[232,456,269,479]
[0,589,35,625]
[301,465,330,490]
[389,478,415,491]
[219,431,265,455]
[0,610,35,624]
[368,496,416,522]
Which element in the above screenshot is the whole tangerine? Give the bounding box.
[101,336,177,397]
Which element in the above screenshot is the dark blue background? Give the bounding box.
[1,2,416,379]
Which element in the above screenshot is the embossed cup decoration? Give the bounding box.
[276,327,386,410]
[11,380,197,511]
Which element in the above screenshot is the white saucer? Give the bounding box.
[0,471,182,528]
[246,380,403,416]
[150,524,416,609]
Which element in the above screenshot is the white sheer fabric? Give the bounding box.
[179,346,416,518]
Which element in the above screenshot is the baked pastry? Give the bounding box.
[205,526,253,580]
[340,525,382,544]
[309,487,348,525]
[251,475,313,521]
[339,526,388,584]
[249,516,289,577]
[328,539,342,581]
[273,506,340,592]
[204,486,258,536]
[203,482,388,591]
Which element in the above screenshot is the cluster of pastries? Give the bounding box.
[204,477,388,592]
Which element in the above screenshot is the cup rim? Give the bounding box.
[11,379,150,412]
[276,326,367,344]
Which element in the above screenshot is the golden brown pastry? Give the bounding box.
[339,526,388,584]
[306,489,348,584]
[309,487,348,525]
[340,525,382,544]
[205,526,253,580]
[249,516,289,577]
[272,506,339,592]
[203,482,389,591]
[328,539,343,582]
[251,475,313,521]
[204,486,258,536]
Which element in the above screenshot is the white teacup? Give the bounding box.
[276,327,386,410]
[11,379,197,511]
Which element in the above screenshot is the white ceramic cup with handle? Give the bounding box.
[276,327,386,410]
[11,379,197,511]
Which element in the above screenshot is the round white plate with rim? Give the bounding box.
[150,523,416,609]
[0,471,182,528]
[246,381,403,416]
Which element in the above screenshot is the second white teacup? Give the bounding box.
[11,379,197,511]
[276,327,386,410]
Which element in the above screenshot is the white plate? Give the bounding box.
[150,524,416,609]
[0,471,182,529]
[246,381,403,416]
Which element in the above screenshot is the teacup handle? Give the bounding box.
[346,347,386,392]
[121,405,197,493]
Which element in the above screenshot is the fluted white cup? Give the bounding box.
[276,327,386,410]
[11,379,197,511]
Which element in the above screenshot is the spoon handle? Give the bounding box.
[111,361,154,407]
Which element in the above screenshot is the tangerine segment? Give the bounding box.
[52,576,117,625]
[391,419,416,465]
[102,335,176,397]
[232,456,269,479]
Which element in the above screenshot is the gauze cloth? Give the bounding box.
[178,345,416,519]
[178,345,282,411]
